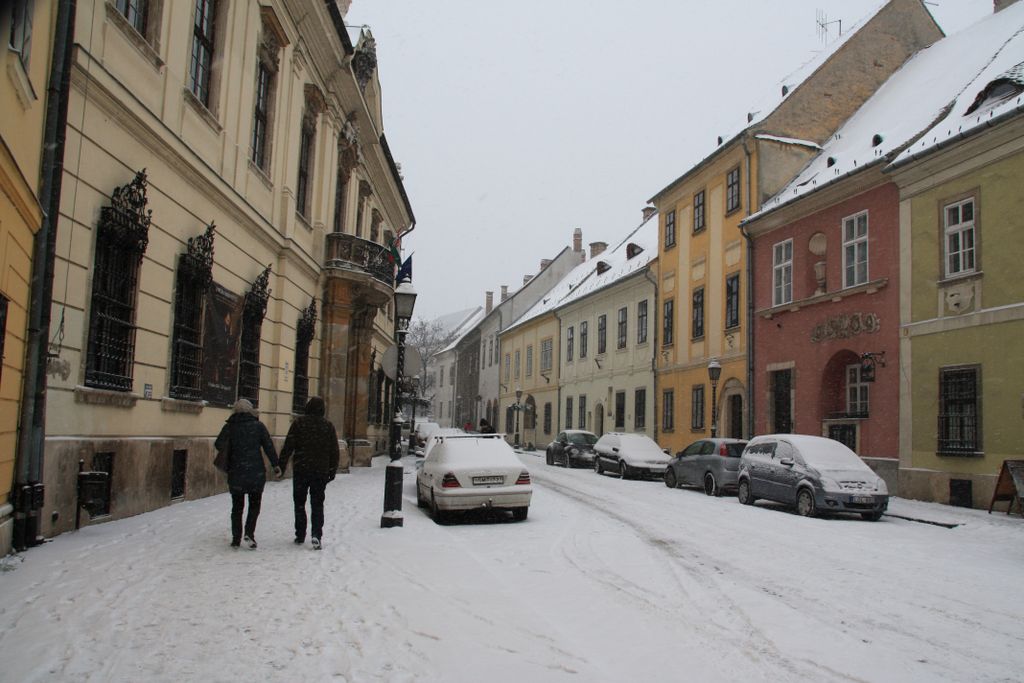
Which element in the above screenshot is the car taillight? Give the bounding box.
[441,473,461,488]
[719,443,729,457]
[516,471,531,485]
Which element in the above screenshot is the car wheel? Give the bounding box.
[737,479,755,506]
[546,450,554,466]
[664,469,678,489]
[619,461,629,480]
[862,510,883,522]
[512,507,528,522]
[594,457,603,475]
[796,488,816,517]
[430,493,448,524]
[703,472,720,497]
[416,482,426,508]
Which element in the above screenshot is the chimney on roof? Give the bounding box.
[572,228,583,254]
[642,206,656,221]
[589,241,608,259]
[500,285,509,302]
[540,258,552,271]
[485,291,493,315]
[523,274,533,286]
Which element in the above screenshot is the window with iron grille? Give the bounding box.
[692,287,704,339]
[597,314,607,354]
[691,385,705,430]
[116,0,148,35]
[540,338,552,372]
[725,273,740,329]
[292,299,317,414]
[0,295,7,386]
[252,62,273,169]
[842,211,869,288]
[566,326,574,362]
[617,307,627,349]
[693,190,706,233]
[171,449,187,500]
[664,210,676,248]
[9,0,33,70]
[296,117,315,219]
[637,300,648,344]
[565,396,573,429]
[938,366,981,454]
[526,345,533,376]
[543,402,552,434]
[189,0,216,106]
[579,395,587,430]
[944,197,976,278]
[615,391,625,430]
[662,390,674,431]
[170,224,214,401]
[662,299,674,346]
[635,388,646,429]
[85,171,152,392]
[238,267,271,407]
[726,167,741,214]
[579,321,588,358]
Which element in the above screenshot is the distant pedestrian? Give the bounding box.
[279,397,340,550]
[215,399,281,549]
[479,418,496,434]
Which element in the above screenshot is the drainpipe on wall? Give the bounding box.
[643,267,659,442]
[741,138,755,439]
[13,0,76,551]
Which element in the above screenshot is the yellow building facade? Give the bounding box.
[499,314,560,449]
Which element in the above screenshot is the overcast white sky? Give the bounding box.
[346,0,994,321]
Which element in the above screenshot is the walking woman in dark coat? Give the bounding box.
[215,399,281,549]
[279,396,340,550]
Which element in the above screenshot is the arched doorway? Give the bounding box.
[720,378,746,439]
[524,395,537,448]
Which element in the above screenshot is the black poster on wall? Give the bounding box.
[202,282,244,407]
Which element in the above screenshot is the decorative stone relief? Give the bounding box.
[810,312,880,343]
[941,279,979,316]
[352,31,378,92]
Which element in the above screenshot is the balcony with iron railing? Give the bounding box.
[323,233,395,305]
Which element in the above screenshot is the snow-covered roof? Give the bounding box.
[508,212,659,331]
[892,11,1024,166]
[438,306,486,354]
[749,5,1024,220]
[651,2,888,202]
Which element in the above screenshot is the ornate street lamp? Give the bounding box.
[514,388,523,449]
[707,358,722,438]
[381,278,417,529]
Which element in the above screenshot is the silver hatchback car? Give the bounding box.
[665,438,747,496]
[736,434,888,520]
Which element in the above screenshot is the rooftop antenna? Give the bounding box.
[816,9,842,43]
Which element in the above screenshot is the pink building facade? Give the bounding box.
[749,181,900,466]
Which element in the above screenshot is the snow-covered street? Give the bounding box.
[1,451,1022,682]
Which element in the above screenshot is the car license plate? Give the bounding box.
[852,495,874,504]
[473,475,504,485]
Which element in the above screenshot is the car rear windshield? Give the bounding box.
[569,433,598,446]
[725,443,746,458]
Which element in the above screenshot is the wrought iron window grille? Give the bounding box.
[292,298,317,414]
[238,265,271,407]
[169,223,215,401]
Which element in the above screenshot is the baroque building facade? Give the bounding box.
[35,0,412,538]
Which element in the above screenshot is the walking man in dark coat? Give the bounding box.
[279,396,340,550]
[215,399,281,549]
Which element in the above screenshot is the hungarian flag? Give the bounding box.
[386,237,401,265]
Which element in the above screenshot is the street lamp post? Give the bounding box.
[707,358,722,438]
[381,278,417,529]
[407,375,420,455]
[513,388,523,449]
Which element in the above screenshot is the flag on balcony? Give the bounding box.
[386,237,401,265]
[396,255,413,283]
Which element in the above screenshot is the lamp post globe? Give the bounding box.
[707,358,721,438]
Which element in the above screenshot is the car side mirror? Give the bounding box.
[780,457,795,467]
[612,447,619,453]
[662,448,670,455]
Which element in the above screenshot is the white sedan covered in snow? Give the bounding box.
[416,433,532,523]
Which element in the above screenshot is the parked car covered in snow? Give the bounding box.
[421,427,463,458]
[546,430,599,467]
[665,438,748,496]
[593,432,670,480]
[416,433,532,523]
[736,434,888,520]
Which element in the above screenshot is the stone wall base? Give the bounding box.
[897,466,999,510]
[863,457,899,496]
